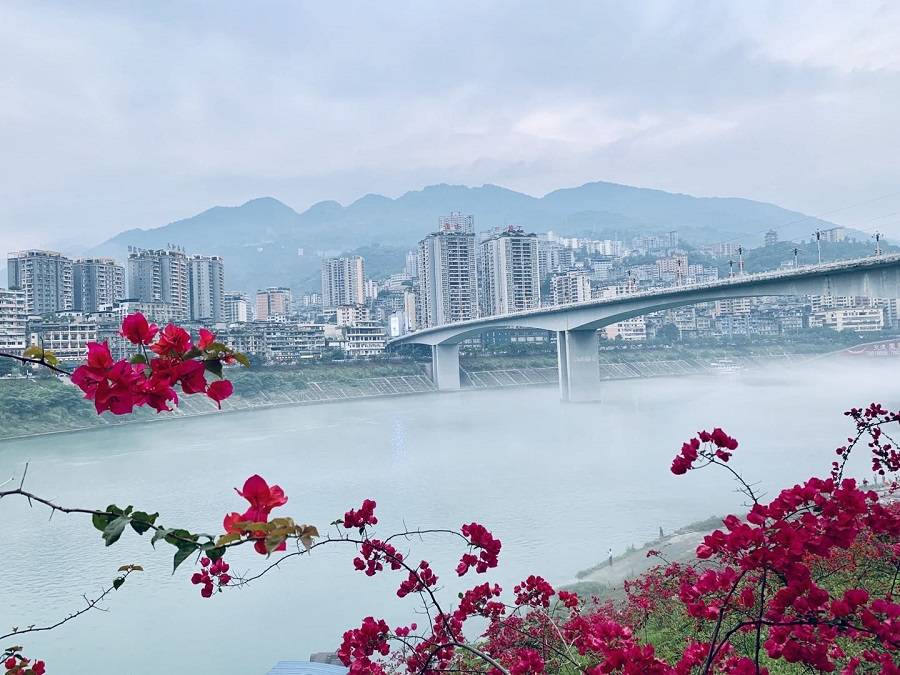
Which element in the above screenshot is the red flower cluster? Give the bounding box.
[337,617,391,674]
[456,522,501,576]
[191,556,231,598]
[120,312,158,345]
[670,427,738,474]
[353,539,403,577]
[396,560,437,598]
[513,575,555,608]
[508,649,544,675]
[70,313,237,414]
[563,613,673,673]
[454,582,504,622]
[223,475,288,555]
[334,405,898,674]
[845,403,900,474]
[557,590,580,610]
[3,657,45,675]
[393,623,417,638]
[344,499,378,529]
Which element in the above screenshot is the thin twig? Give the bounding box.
[0,351,72,376]
[0,570,135,641]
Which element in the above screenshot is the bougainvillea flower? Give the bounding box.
[86,341,114,369]
[197,328,216,350]
[177,359,208,395]
[206,379,233,409]
[235,474,288,519]
[72,343,139,410]
[93,376,135,415]
[222,475,288,555]
[120,312,159,345]
[139,377,179,413]
[149,357,181,387]
[150,324,193,357]
[71,342,115,397]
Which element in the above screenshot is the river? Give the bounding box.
[0,359,894,674]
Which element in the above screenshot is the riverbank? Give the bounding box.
[0,346,858,441]
[560,515,722,600]
[561,481,899,600]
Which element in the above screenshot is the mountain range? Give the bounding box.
[89,181,846,294]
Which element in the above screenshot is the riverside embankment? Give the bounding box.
[0,350,811,441]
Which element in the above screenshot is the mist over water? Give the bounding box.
[1,359,895,674]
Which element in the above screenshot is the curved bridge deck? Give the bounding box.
[389,254,900,401]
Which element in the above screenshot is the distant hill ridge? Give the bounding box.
[89,180,846,294]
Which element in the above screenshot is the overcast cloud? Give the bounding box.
[2,0,900,253]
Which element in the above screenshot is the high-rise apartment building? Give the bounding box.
[0,288,27,351]
[321,256,365,308]
[478,226,541,316]
[551,270,592,305]
[537,239,564,282]
[188,255,225,322]
[416,213,478,328]
[256,287,293,320]
[224,291,250,324]
[7,250,74,315]
[72,258,125,312]
[126,248,190,320]
[404,250,418,278]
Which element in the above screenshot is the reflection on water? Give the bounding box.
[0,360,895,674]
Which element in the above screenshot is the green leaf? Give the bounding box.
[163,529,196,547]
[42,350,59,366]
[102,516,129,547]
[216,532,242,546]
[92,512,112,532]
[205,342,229,353]
[129,511,158,535]
[130,354,147,364]
[112,576,125,591]
[232,352,251,368]
[22,346,43,359]
[203,359,223,378]
[92,504,124,532]
[150,527,173,548]
[172,545,196,573]
[204,545,226,562]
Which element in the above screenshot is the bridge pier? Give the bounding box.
[557,329,601,402]
[432,343,461,391]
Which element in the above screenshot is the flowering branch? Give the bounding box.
[0,350,71,376]
[0,567,141,642]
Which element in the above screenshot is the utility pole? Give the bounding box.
[793,247,799,267]
[814,230,822,264]
[728,259,735,278]
[874,231,882,256]
[737,246,744,275]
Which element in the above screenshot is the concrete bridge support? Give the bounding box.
[557,329,601,402]
[432,343,461,391]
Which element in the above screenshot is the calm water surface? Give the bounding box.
[1,361,895,674]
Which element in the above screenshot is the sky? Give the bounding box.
[2,0,900,254]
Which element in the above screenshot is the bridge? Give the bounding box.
[388,254,900,402]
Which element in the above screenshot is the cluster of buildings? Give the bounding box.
[0,216,891,368]
[361,215,893,347]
